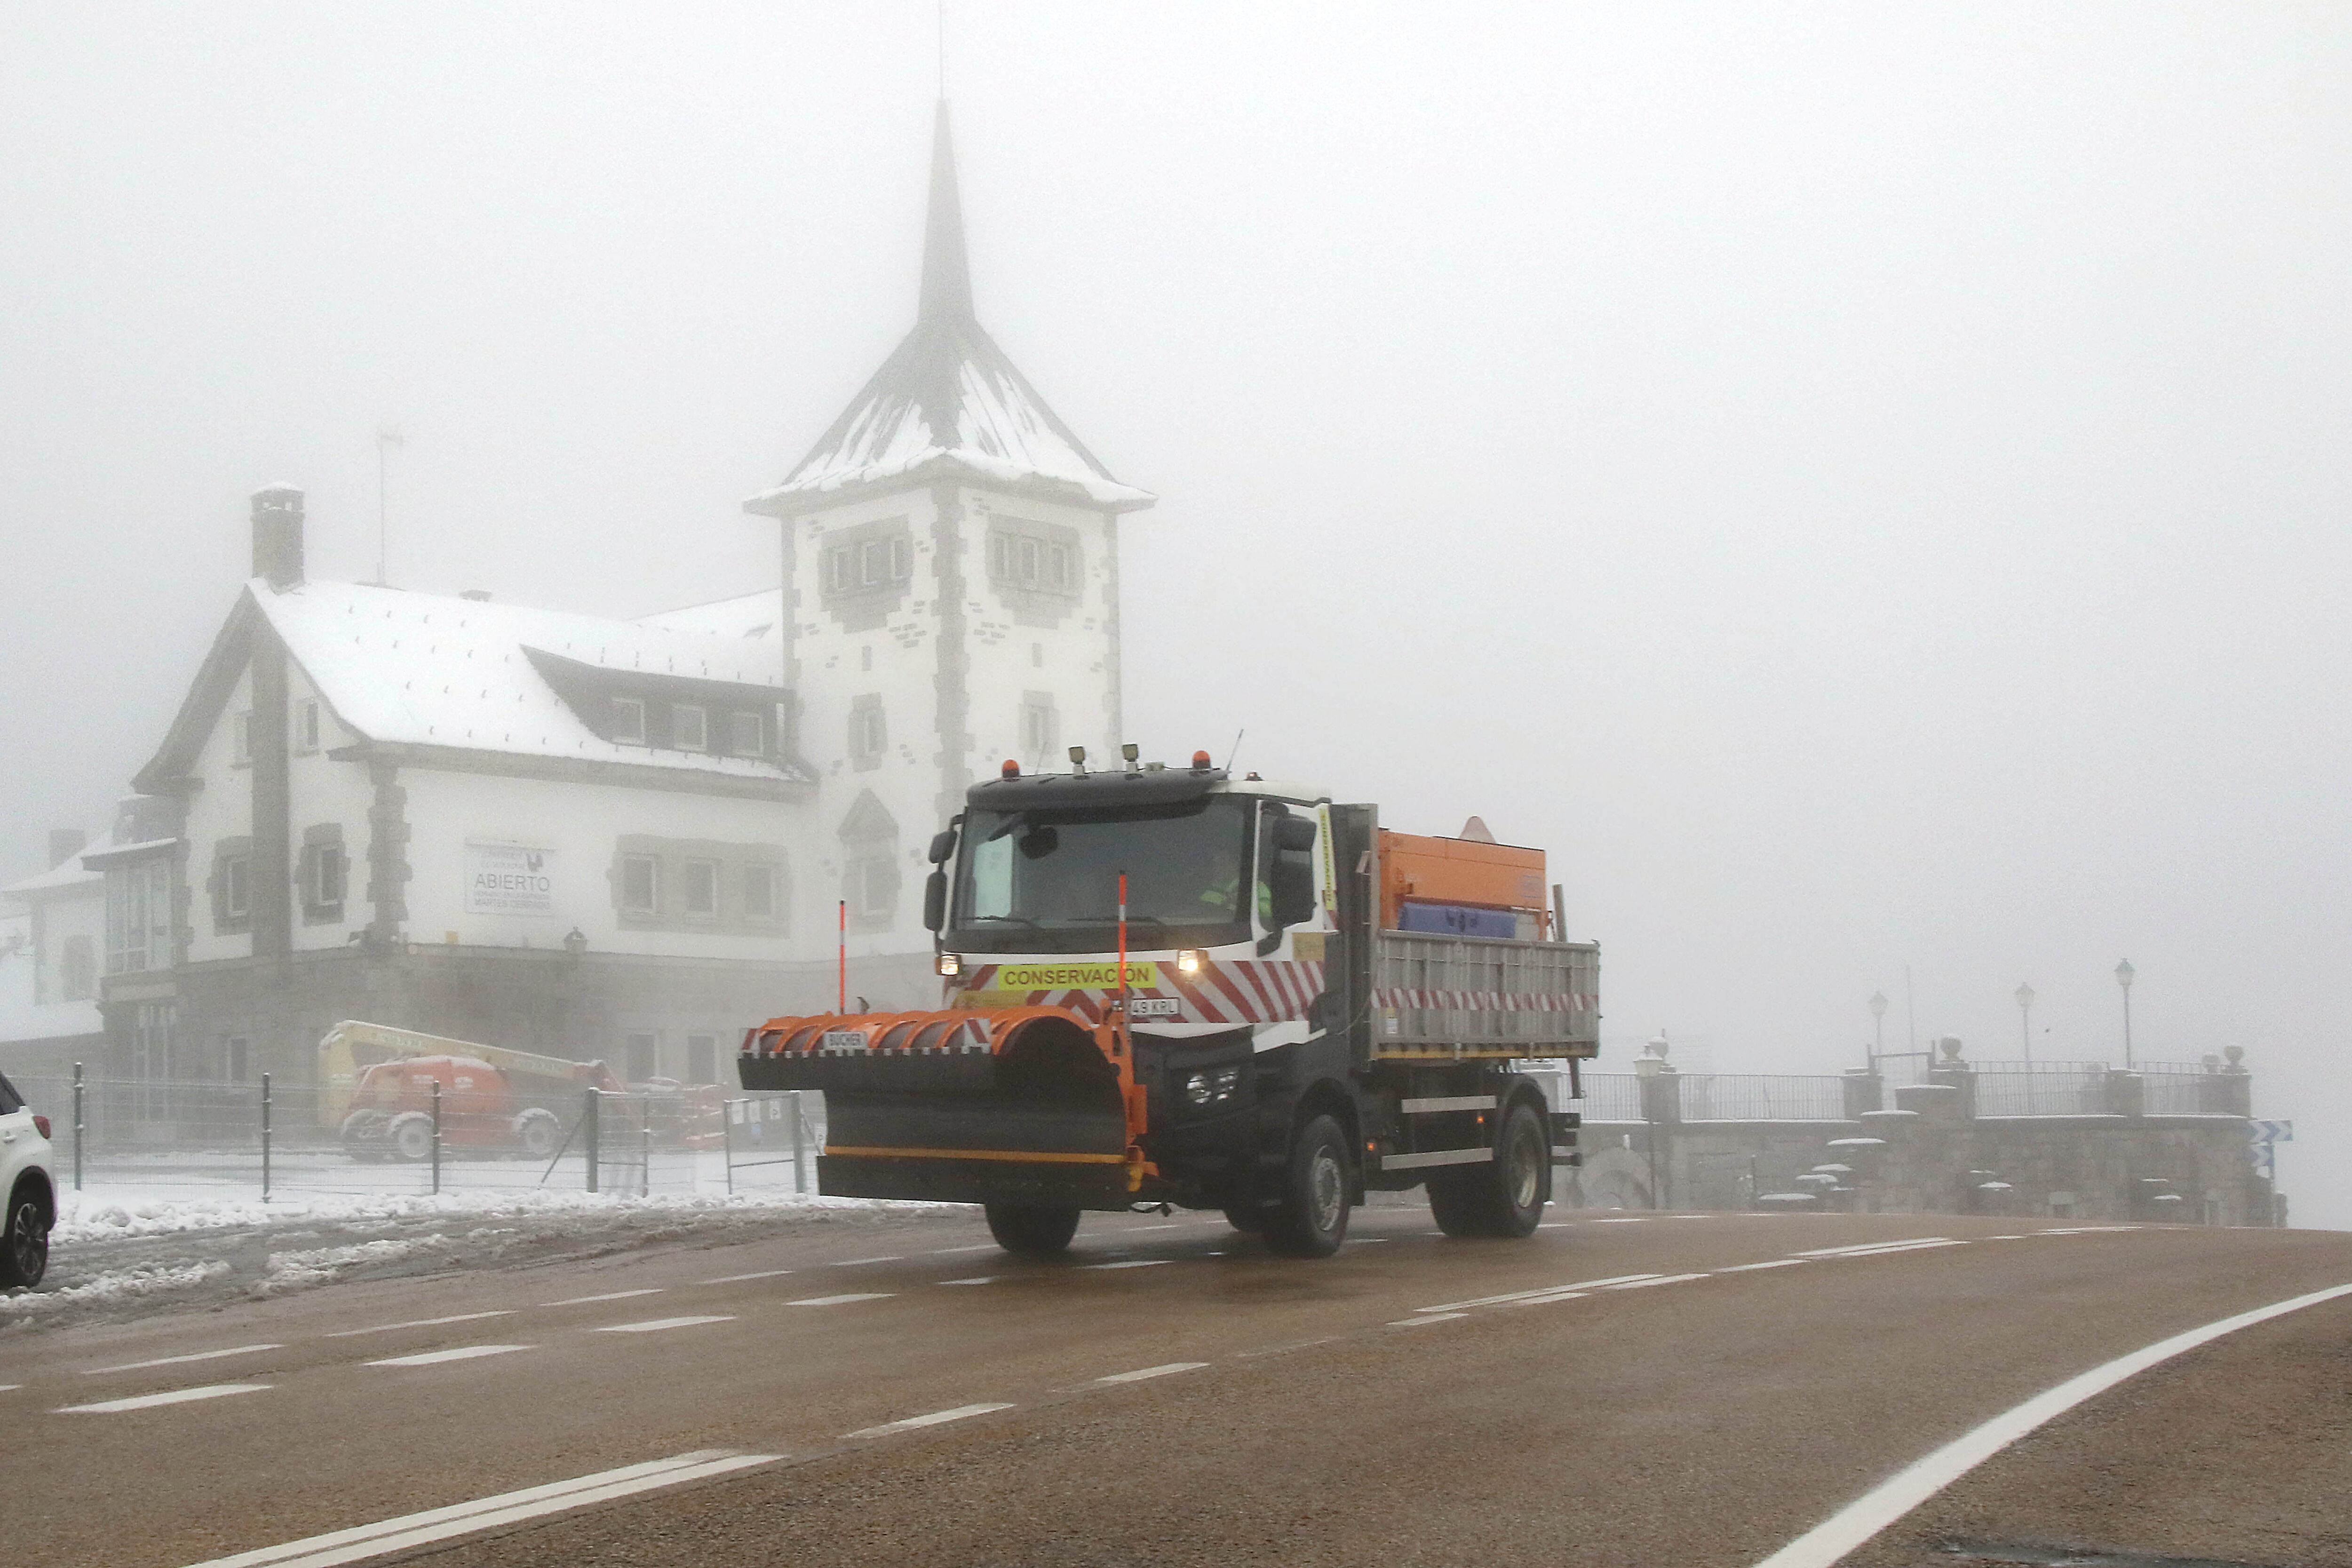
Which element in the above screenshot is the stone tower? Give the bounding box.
[745,103,1153,994]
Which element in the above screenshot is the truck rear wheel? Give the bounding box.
[1429,1102,1548,1238]
[1221,1204,1263,1234]
[984,1202,1081,1258]
[1265,1114,1351,1258]
[387,1111,435,1163]
[513,1108,560,1159]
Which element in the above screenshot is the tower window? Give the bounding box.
[1019,692,1060,770]
[683,859,719,916]
[987,523,1081,598]
[849,695,887,769]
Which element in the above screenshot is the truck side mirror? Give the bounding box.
[1273,817,1318,854]
[923,868,948,933]
[1269,850,1316,929]
[927,828,958,865]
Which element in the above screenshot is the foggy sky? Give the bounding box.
[3,5,2345,1222]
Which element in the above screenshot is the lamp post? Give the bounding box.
[1867,991,1888,1070]
[2114,959,2135,1068]
[2013,982,2036,1066]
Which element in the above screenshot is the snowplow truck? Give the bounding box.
[738,753,1599,1258]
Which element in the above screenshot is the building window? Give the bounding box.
[625,1032,658,1082]
[838,789,900,931]
[987,524,1082,597]
[620,854,659,914]
[673,704,708,750]
[744,862,780,921]
[728,710,765,757]
[848,695,887,769]
[685,1034,719,1084]
[59,935,95,1001]
[611,697,646,745]
[223,854,251,920]
[225,1036,251,1082]
[683,859,719,916]
[129,1001,177,1119]
[1019,692,1060,771]
[305,844,345,909]
[233,711,253,765]
[297,699,321,752]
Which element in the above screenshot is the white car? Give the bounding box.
[0,1069,55,1289]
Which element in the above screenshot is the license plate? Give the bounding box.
[1126,997,1181,1019]
[820,1029,868,1052]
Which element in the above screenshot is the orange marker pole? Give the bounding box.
[837,899,848,1014]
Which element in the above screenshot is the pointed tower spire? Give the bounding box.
[918,101,974,324]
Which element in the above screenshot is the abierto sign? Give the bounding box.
[465,841,557,917]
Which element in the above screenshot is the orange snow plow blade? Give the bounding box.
[736,1007,1154,1207]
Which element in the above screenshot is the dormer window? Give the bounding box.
[728,710,766,757]
[297,699,321,753]
[233,711,254,765]
[673,703,709,750]
[611,697,645,745]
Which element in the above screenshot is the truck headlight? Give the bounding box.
[1185,1071,1214,1106]
[935,953,961,977]
[1185,1067,1243,1106]
[1176,948,1204,974]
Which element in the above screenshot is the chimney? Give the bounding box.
[48,828,87,869]
[252,484,305,589]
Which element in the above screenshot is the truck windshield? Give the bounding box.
[951,796,1253,953]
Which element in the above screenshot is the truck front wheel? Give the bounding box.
[1265,1114,1351,1258]
[984,1203,1081,1258]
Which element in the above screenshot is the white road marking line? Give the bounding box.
[1346,1236,1391,1245]
[0,1384,17,1393]
[930,1242,1001,1254]
[1125,1222,1182,1230]
[179,1449,779,1568]
[1537,1221,1579,1229]
[592,1315,736,1334]
[1985,1235,2027,1241]
[787,1293,892,1307]
[832,1255,904,1266]
[1602,1272,1710,1290]
[366,1345,532,1368]
[1815,1240,1971,1259]
[700,1268,795,1284]
[1499,1290,1591,1308]
[56,1383,269,1415]
[1422,1274,1662,1313]
[326,1311,515,1338]
[2040,1225,2139,1234]
[1750,1281,2352,1568]
[1717,1258,1811,1273]
[87,1344,282,1376]
[846,1401,1014,1439]
[938,1277,997,1287]
[1082,1259,1171,1270]
[1795,1239,1957,1258]
[1591,1217,1649,1224]
[1097,1362,1208,1384]
[1388,1313,1470,1327]
[543,1289,664,1306]
[1664,1214,1712,1220]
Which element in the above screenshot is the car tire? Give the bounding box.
[387,1111,435,1162]
[984,1202,1081,1257]
[513,1108,560,1159]
[1265,1113,1351,1258]
[1,1188,49,1289]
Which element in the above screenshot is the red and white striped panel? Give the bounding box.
[956,961,1327,1026]
[1373,987,1600,1014]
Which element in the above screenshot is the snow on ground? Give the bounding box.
[4,1181,966,1334]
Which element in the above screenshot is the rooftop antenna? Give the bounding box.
[373,425,405,586]
[1225,728,1244,772]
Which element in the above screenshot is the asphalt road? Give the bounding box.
[5,1205,2348,1568]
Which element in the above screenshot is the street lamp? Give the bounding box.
[2114,959,2135,1068]
[1867,991,1888,1068]
[2013,982,2036,1066]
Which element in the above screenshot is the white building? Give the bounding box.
[79,103,1152,1094]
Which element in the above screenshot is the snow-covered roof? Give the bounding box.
[747,104,1152,519]
[0,937,101,1047]
[1,826,112,899]
[636,589,784,642]
[250,581,803,780]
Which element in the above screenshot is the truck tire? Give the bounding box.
[1265,1114,1351,1258]
[1430,1103,1549,1238]
[0,1186,48,1289]
[985,1203,1081,1257]
[387,1111,435,1163]
[513,1108,560,1159]
[1221,1204,1263,1234]
[339,1110,389,1163]
[1426,1170,1486,1238]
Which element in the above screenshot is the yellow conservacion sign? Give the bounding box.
[993,961,1160,991]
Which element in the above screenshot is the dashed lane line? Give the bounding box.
[542,1289,665,1306]
[1388,1313,1470,1328]
[1601,1272,1711,1290]
[1751,1281,2352,1568]
[938,1277,997,1287]
[176,1449,781,1568]
[326,1311,516,1339]
[1081,1259,1172,1271]
[831,1255,905,1266]
[88,1344,284,1376]
[928,1242,1001,1254]
[1421,1274,1662,1313]
[699,1268,796,1284]
[787,1293,893,1307]
[57,1383,270,1415]
[845,1402,1015,1440]
[366,1345,533,1368]
[1717,1258,1811,1273]
[1498,1291,1591,1309]
[592,1316,737,1334]
[1097,1362,1208,1384]
[1796,1239,1959,1258]
[1797,1240,1968,1260]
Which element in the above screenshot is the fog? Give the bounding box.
[2,6,2344,1223]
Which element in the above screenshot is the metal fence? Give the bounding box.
[1579,1073,1645,1122]
[1573,1072,1849,1123]
[6,1071,826,1203]
[2138,1064,2243,1117]
[1971,1062,2108,1118]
